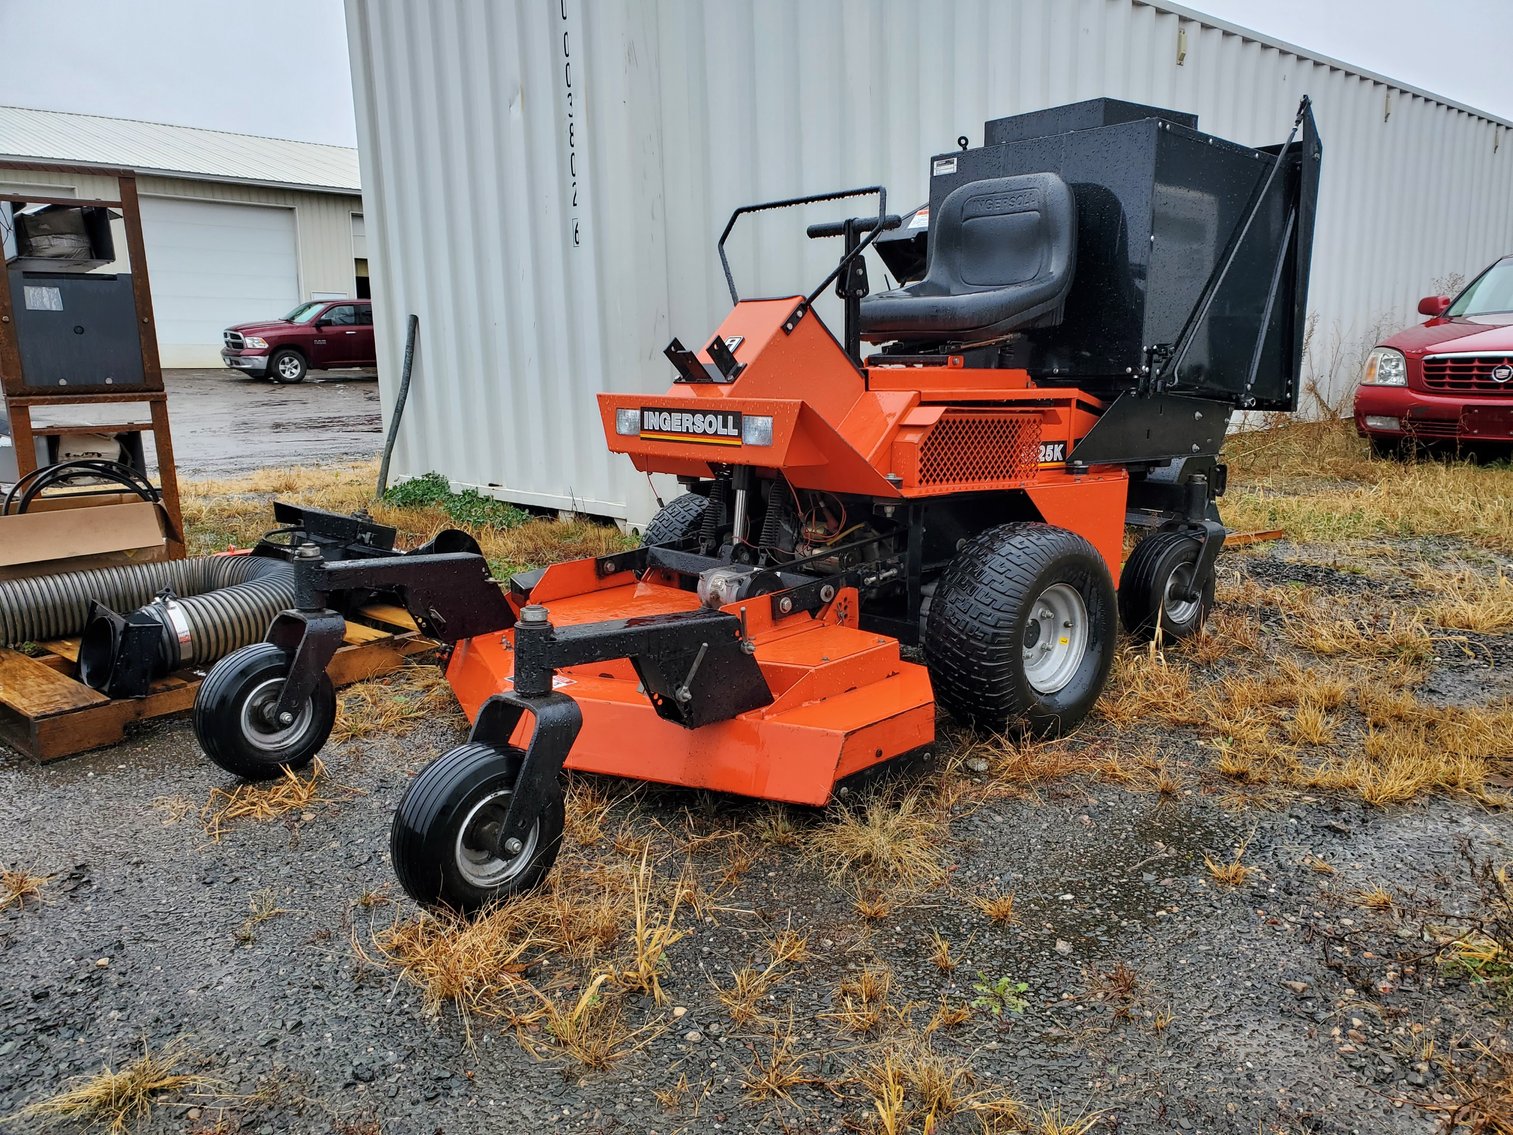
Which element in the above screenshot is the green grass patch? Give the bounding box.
[383,472,530,530]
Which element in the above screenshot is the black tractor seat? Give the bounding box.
[860,172,1077,345]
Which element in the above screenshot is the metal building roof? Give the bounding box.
[0,105,361,194]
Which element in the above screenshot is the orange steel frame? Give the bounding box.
[443,296,1134,804]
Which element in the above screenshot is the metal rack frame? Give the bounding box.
[1,159,183,557]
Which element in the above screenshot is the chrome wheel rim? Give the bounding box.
[240,677,313,751]
[1162,561,1200,626]
[455,788,540,889]
[1021,582,1089,695]
[277,356,302,380]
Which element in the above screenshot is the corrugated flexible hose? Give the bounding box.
[1,555,298,696]
[0,554,294,647]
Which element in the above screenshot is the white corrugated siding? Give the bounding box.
[346,0,1513,522]
[0,169,362,366]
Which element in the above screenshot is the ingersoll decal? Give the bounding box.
[640,407,743,446]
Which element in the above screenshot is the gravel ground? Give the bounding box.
[1,539,1509,1135]
[159,368,381,479]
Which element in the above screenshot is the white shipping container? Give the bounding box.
[345,0,1513,524]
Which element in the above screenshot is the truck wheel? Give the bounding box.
[194,643,335,779]
[925,522,1117,736]
[1118,531,1215,641]
[642,492,708,546]
[390,742,564,912]
[269,349,307,384]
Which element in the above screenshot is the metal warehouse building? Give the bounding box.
[0,106,366,368]
[345,0,1513,525]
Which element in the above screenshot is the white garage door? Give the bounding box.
[139,197,299,368]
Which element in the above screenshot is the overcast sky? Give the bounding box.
[1,0,1510,148]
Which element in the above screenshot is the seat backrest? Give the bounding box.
[924,173,1075,296]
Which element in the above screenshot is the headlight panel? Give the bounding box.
[243,335,269,349]
[1361,347,1407,386]
[741,415,774,446]
[615,408,641,436]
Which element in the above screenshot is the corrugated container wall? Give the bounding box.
[345,0,1513,524]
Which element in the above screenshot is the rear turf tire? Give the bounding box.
[194,642,335,780]
[642,492,709,547]
[924,522,1117,736]
[390,742,564,913]
[1118,531,1215,642]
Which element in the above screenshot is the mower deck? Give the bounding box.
[445,561,935,806]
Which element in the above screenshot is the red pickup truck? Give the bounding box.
[220,299,375,384]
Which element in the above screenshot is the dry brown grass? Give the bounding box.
[856,1035,1024,1134]
[358,848,689,1063]
[715,929,809,1027]
[1352,885,1398,914]
[0,867,47,911]
[1421,568,1513,633]
[718,966,778,1026]
[740,1018,816,1103]
[972,889,1020,925]
[200,758,353,839]
[361,907,538,1033]
[1028,1105,1104,1135]
[810,791,947,895]
[234,888,288,945]
[1204,839,1254,888]
[7,1040,211,1134]
[527,971,653,1069]
[1282,608,1435,663]
[929,930,958,972]
[1226,420,1513,552]
[612,850,686,1004]
[329,661,457,744]
[827,965,896,1035]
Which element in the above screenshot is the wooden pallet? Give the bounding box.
[0,604,434,763]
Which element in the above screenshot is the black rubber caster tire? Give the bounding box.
[1118,530,1216,642]
[390,742,565,913]
[193,642,336,780]
[269,349,307,384]
[641,492,709,547]
[924,522,1117,737]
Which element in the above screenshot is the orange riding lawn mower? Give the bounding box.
[191,97,1321,912]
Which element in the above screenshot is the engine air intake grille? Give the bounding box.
[1422,354,1513,392]
[917,411,1042,489]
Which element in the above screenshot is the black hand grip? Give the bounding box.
[806,214,903,239]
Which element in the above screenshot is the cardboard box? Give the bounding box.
[0,492,172,580]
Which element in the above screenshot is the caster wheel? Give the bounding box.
[1118,531,1215,642]
[390,742,565,913]
[193,642,335,780]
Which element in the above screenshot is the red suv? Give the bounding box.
[221,299,376,384]
[1355,255,1513,454]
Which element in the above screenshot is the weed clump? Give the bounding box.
[0,867,47,911]
[382,471,530,529]
[8,1041,210,1134]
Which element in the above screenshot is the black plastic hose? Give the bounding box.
[0,554,292,646]
[70,556,300,697]
[376,313,419,497]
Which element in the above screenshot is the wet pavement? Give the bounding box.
[161,367,382,479]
